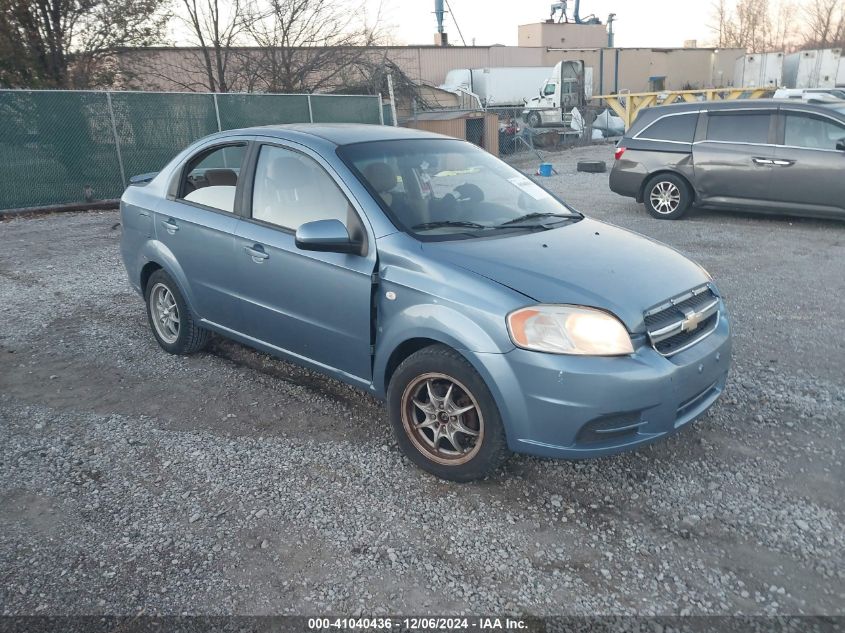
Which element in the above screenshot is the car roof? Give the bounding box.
[638,98,842,115]
[228,123,447,146]
[627,98,845,135]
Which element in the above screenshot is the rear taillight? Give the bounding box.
[614,146,627,160]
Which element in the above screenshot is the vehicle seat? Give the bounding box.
[364,162,398,206]
[205,168,238,187]
[362,161,419,225]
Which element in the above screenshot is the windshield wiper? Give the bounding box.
[496,212,579,228]
[412,220,487,231]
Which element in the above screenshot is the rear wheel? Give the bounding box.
[644,173,692,220]
[144,269,210,355]
[388,345,509,482]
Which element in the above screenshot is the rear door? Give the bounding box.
[154,141,249,329]
[769,108,845,217]
[233,141,377,384]
[693,108,778,209]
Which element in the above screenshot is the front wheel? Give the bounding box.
[525,112,542,129]
[643,173,692,220]
[387,345,510,482]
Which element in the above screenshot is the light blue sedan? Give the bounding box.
[120,124,731,481]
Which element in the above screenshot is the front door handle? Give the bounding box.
[243,244,269,262]
[771,159,795,166]
[752,157,773,165]
[161,219,179,233]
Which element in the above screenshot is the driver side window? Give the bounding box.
[543,83,557,96]
[251,145,352,230]
[784,113,845,151]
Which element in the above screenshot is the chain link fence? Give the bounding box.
[492,105,624,158]
[0,90,382,211]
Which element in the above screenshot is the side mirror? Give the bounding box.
[837,138,845,151]
[295,219,361,254]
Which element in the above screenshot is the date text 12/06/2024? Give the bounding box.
[307,617,529,630]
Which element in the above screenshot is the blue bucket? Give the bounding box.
[538,163,553,177]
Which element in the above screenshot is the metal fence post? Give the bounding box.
[307,94,314,123]
[378,93,384,125]
[212,93,222,132]
[106,91,127,188]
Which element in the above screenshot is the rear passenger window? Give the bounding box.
[706,114,770,144]
[639,113,697,142]
[179,144,246,213]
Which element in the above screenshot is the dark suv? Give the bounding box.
[609,99,845,220]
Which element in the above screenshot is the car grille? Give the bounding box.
[644,285,720,357]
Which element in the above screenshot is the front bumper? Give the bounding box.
[471,311,731,459]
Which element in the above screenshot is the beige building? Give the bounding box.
[117,22,745,99]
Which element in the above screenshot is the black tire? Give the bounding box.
[643,173,692,220]
[387,344,510,482]
[144,269,210,355]
[577,160,607,173]
[525,112,541,129]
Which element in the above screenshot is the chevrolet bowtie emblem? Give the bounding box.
[681,307,703,332]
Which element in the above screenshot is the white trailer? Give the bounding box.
[438,67,554,108]
[733,52,784,88]
[783,48,843,89]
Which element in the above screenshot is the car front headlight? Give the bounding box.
[507,305,634,356]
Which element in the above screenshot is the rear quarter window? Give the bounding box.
[636,113,698,143]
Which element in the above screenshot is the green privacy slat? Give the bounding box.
[0,91,124,208]
[310,95,382,124]
[109,92,220,187]
[215,93,311,128]
[0,90,382,210]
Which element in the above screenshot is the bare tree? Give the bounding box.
[174,0,251,92]
[801,0,845,48]
[0,0,169,88]
[709,0,798,52]
[241,0,385,93]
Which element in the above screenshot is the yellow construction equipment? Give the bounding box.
[596,88,773,130]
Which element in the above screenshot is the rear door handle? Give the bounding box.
[771,159,795,166]
[243,244,269,262]
[161,219,179,233]
[752,157,773,165]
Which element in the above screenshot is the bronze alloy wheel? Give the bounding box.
[400,372,484,466]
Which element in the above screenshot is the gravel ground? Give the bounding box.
[1,144,843,616]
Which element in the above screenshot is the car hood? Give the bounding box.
[422,218,710,333]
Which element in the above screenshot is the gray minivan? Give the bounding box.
[609,100,845,220]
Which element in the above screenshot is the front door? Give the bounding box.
[769,109,845,217]
[234,142,377,383]
[693,109,778,209]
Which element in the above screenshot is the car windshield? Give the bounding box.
[338,138,581,241]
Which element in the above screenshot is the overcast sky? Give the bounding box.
[378,0,718,48]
